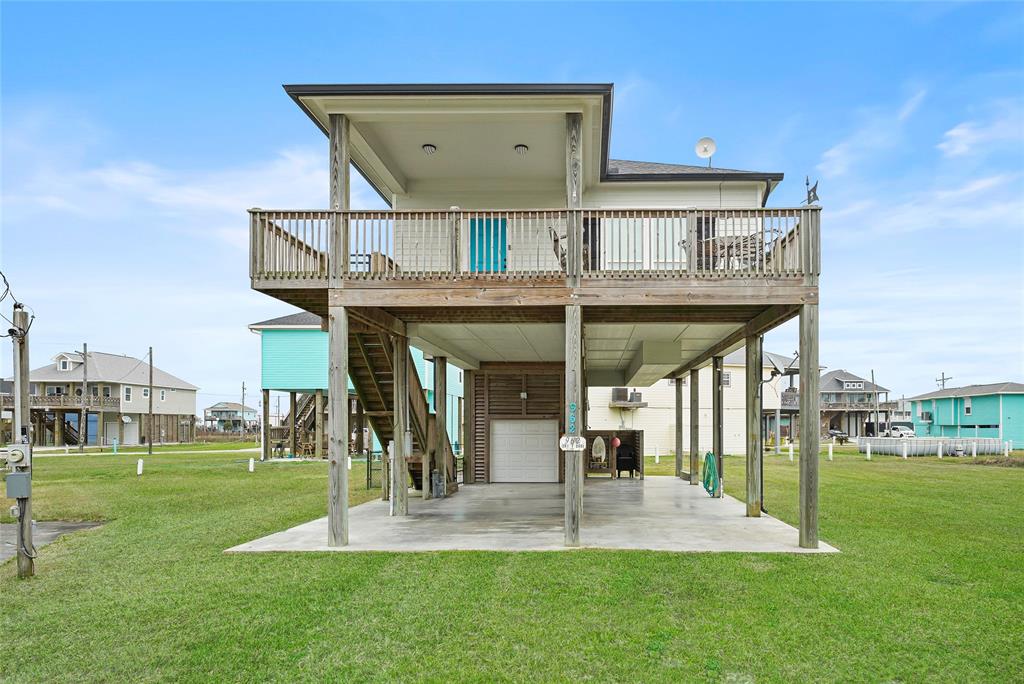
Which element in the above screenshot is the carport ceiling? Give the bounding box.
[409,321,743,382]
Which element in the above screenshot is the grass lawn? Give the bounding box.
[2,449,1022,682]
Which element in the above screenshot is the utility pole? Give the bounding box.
[240,381,247,437]
[11,303,35,577]
[148,346,154,456]
[936,372,953,390]
[871,369,879,437]
[79,342,88,453]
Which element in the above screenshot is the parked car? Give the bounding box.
[827,428,849,444]
[885,426,916,438]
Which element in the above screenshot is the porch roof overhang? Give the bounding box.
[283,83,784,203]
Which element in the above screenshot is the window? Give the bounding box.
[964,397,972,416]
[844,381,864,390]
[142,388,150,399]
[103,386,111,398]
[721,371,732,388]
[90,386,98,397]
[59,359,70,371]
[160,390,166,401]
[124,387,132,402]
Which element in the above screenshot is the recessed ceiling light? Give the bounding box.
[514,144,529,155]
[422,143,437,155]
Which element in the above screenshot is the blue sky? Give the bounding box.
[2,1,1022,412]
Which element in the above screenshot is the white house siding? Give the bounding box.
[389,181,767,275]
[588,363,784,456]
[118,385,197,416]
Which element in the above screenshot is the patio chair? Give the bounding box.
[615,443,639,478]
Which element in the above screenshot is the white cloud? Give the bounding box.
[937,105,1024,158]
[817,90,927,179]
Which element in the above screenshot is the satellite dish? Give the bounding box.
[695,137,717,167]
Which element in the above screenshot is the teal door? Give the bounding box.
[469,218,507,273]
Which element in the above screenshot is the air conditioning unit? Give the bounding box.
[628,390,643,403]
[611,387,629,402]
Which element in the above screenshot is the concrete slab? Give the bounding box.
[229,476,837,554]
[1,521,103,563]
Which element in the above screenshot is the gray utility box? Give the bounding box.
[5,472,31,499]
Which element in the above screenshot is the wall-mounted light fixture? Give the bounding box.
[514,144,529,156]
[422,143,437,155]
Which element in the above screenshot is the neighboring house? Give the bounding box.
[907,382,1024,443]
[247,82,823,548]
[818,370,894,437]
[248,312,464,455]
[203,402,258,432]
[2,351,197,446]
[589,349,797,454]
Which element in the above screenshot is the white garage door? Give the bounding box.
[490,419,559,483]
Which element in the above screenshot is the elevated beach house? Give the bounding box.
[4,350,197,446]
[908,382,1024,443]
[248,83,822,548]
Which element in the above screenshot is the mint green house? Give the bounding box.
[908,382,1024,443]
[249,312,464,454]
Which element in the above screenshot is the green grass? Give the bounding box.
[34,441,260,455]
[2,450,1022,682]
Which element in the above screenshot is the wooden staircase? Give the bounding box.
[348,330,457,494]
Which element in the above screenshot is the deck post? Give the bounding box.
[261,389,270,461]
[745,335,763,516]
[565,112,583,287]
[712,356,724,497]
[799,303,820,548]
[775,407,782,454]
[314,389,324,459]
[391,335,409,516]
[289,391,298,456]
[689,369,700,485]
[434,356,448,498]
[564,304,583,547]
[328,113,350,288]
[674,376,683,479]
[327,304,349,547]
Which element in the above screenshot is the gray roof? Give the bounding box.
[907,382,1024,401]
[820,370,889,394]
[249,312,322,329]
[205,402,256,412]
[27,351,198,390]
[722,349,796,371]
[607,159,783,181]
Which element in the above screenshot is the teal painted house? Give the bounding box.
[907,382,1024,444]
[250,312,464,450]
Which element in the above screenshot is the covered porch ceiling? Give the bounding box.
[408,320,746,386]
[285,84,609,199]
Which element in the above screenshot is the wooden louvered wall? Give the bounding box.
[466,363,565,484]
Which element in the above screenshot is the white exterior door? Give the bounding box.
[490,419,559,483]
[123,421,140,445]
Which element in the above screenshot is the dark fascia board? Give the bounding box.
[282,83,782,196]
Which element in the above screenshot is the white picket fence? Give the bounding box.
[856,437,1004,456]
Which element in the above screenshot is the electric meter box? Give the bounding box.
[5,471,31,499]
[5,443,31,469]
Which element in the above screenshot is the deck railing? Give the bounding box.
[0,395,121,410]
[249,207,820,283]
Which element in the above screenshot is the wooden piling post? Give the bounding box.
[689,369,699,485]
[712,356,724,497]
[564,304,583,547]
[745,336,762,517]
[674,376,683,479]
[798,303,820,549]
[261,389,270,461]
[327,304,349,546]
[434,356,448,498]
[314,389,324,460]
[391,335,409,516]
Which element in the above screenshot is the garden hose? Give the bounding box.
[701,451,719,497]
